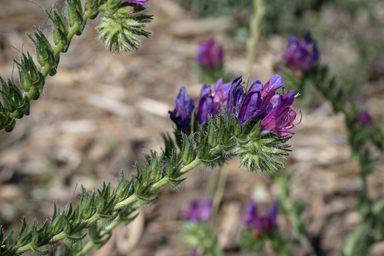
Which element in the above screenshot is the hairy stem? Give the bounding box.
[9,9,94,120]
[244,0,264,77]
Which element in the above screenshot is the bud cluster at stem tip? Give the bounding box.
[284,30,319,72]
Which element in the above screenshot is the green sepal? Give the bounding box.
[46,4,68,47]
[2,230,14,251]
[62,217,71,234]
[31,245,49,255]
[120,212,139,226]
[88,224,112,250]
[169,177,187,188]
[181,133,196,165]
[67,0,83,28]
[27,28,55,68]
[5,118,16,133]
[49,56,60,77]
[33,91,40,100]
[17,217,32,247]
[160,131,175,159]
[66,232,87,241]
[136,194,158,207]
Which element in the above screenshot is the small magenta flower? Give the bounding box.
[169,87,195,132]
[358,109,373,126]
[242,200,278,234]
[284,30,319,71]
[213,78,231,112]
[260,90,301,136]
[196,38,224,69]
[182,198,213,223]
[122,0,150,6]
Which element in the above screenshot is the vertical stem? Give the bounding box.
[212,165,229,218]
[244,0,265,77]
[206,167,219,198]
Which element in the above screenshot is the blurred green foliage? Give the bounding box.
[176,0,370,35]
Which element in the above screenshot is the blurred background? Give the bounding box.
[0,0,384,255]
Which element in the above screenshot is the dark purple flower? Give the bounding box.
[241,199,278,233]
[122,0,149,6]
[196,38,224,69]
[358,109,373,126]
[196,85,214,125]
[284,30,319,71]
[196,78,231,125]
[227,76,246,119]
[169,87,195,132]
[225,75,300,135]
[182,198,212,223]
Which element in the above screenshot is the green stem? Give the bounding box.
[212,165,229,219]
[206,167,219,198]
[244,0,264,77]
[180,158,201,175]
[9,8,94,119]
[77,240,95,256]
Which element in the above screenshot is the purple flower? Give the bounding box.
[196,85,214,125]
[213,78,231,112]
[196,38,224,69]
[122,0,149,6]
[196,78,231,125]
[190,248,198,256]
[182,198,212,223]
[284,30,319,71]
[169,87,195,132]
[226,75,301,135]
[260,90,302,136]
[358,109,373,126]
[241,199,278,233]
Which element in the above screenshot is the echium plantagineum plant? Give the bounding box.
[0,1,302,256]
[194,38,232,85]
[0,0,152,133]
[180,198,221,256]
[239,200,291,255]
[280,30,384,256]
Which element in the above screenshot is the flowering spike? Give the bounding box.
[284,30,319,71]
[196,38,224,69]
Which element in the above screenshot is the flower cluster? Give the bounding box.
[169,75,301,136]
[242,200,278,235]
[284,30,319,72]
[358,109,373,126]
[182,198,213,223]
[196,38,224,69]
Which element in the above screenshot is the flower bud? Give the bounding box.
[182,133,196,165]
[67,0,83,28]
